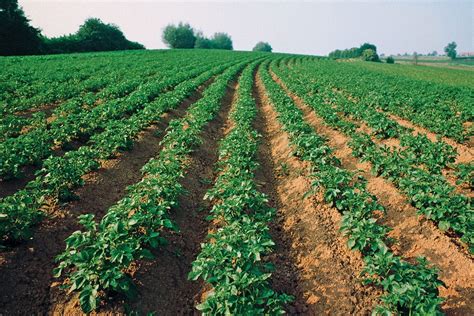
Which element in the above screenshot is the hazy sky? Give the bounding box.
[19,0,473,56]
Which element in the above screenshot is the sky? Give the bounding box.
[19,0,473,56]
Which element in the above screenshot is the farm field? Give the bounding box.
[393,56,474,70]
[0,49,473,315]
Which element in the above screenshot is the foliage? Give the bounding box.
[210,32,233,50]
[455,163,473,189]
[329,42,378,59]
[162,22,196,49]
[0,0,43,55]
[386,56,395,64]
[273,58,473,252]
[162,24,233,50]
[253,41,272,52]
[290,59,471,141]
[44,18,144,54]
[444,41,457,60]
[265,60,444,314]
[189,62,291,314]
[194,32,213,49]
[53,60,255,312]
[0,50,258,244]
[361,49,380,62]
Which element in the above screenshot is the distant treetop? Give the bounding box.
[0,1,144,56]
[0,0,43,56]
[444,42,457,60]
[328,42,380,62]
[253,42,272,52]
[44,18,144,54]
[162,22,233,50]
[162,22,196,49]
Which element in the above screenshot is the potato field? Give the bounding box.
[0,50,472,315]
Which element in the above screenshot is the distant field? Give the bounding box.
[394,55,474,69]
[353,58,474,87]
[0,50,472,315]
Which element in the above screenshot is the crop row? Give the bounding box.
[288,67,458,174]
[0,50,174,113]
[53,60,252,313]
[189,62,292,314]
[272,62,474,253]
[290,60,472,142]
[260,61,444,315]
[0,57,224,179]
[0,58,244,244]
[0,64,158,142]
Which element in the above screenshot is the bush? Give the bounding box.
[386,56,395,64]
[252,42,272,52]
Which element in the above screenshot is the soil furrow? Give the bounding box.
[113,79,240,316]
[254,71,380,315]
[0,79,214,316]
[270,71,474,315]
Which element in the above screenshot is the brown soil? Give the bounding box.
[110,79,240,316]
[0,165,38,199]
[0,80,213,316]
[270,71,474,315]
[15,101,59,118]
[255,72,381,315]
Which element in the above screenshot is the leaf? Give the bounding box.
[347,239,356,249]
[438,221,450,231]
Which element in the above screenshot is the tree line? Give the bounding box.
[328,43,380,62]
[0,0,144,56]
[162,22,273,53]
[1,1,273,56]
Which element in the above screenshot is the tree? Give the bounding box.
[329,43,378,59]
[76,18,143,51]
[358,42,377,55]
[162,22,196,49]
[444,42,457,60]
[386,56,395,64]
[0,0,43,55]
[194,32,212,49]
[210,32,233,50]
[44,18,144,54]
[413,51,418,65]
[252,41,272,52]
[361,49,380,62]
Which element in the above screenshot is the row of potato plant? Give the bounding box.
[0,64,158,142]
[0,58,221,180]
[0,60,241,244]
[0,50,177,113]
[291,60,472,142]
[189,62,292,315]
[284,66,459,175]
[273,63,473,253]
[53,61,251,313]
[260,61,444,315]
